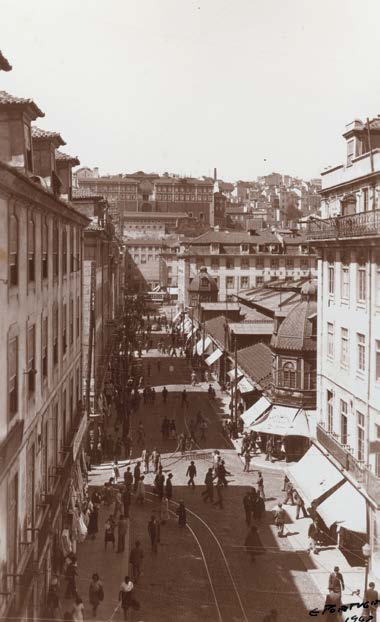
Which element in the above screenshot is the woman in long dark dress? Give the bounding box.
[87,505,98,539]
[176,501,187,527]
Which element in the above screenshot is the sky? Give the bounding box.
[1,0,380,182]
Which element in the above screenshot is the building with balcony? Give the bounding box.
[0,91,89,620]
[307,116,380,578]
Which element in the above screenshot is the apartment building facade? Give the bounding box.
[0,92,89,620]
[308,116,380,578]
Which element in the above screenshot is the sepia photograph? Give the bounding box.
[0,1,380,620]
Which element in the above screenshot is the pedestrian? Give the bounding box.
[243,451,251,473]
[364,581,378,621]
[104,516,115,551]
[170,419,177,440]
[124,466,133,491]
[71,597,84,622]
[129,541,144,584]
[283,480,295,505]
[165,473,173,500]
[162,386,168,403]
[265,437,274,462]
[133,462,141,493]
[282,474,289,492]
[181,389,188,406]
[254,493,265,523]
[160,495,170,524]
[154,451,161,474]
[191,371,197,386]
[122,487,131,518]
[46,577,61,620]
[308,519,319,555]
[217,460,230,487]
[294,491,308,519]
[147,514,161,554]
[64,558,78,599]
[328,566,345,595]
[136,476,146,504]
[323,591,341,620]
[201,468,214,503]
[119,576,138,620]
[151,387,156,402]
[257,471,265,499]
[88,574,104,617]
[273,503,285,538]
[243,491,252,526]
[87,503,98,539]
[176,500,187,527]
[113,488,122,518]
[186,460,197,488]
[154,469,165,499]
[151,448,158,471]
[117,514,128,553]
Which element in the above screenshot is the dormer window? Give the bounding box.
[301,245,308,254]
[210,243,219,254]
[241,244,249,253]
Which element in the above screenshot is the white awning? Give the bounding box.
[205,348,223,366]
[241,396,272,427]
[196,336,212,356]
[251,405,311,438]
[317,481,366,533]
[183,320,193,333]
[238,377,256,393]
[287,445,345,507]
[173,311,181,323]
[186,326,197,342]
[227,368,243,381]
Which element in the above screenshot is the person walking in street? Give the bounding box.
[133,462,141,493]
[119,576,138,620]
[201,468,214,503]
[88,574,104,617]
[217,460,230,487]
[273,503,285,538]
[328,566,345,596]
[113,460,120,483]
[243,450,251,473]
[283,480,295,505]
[129,541,144,584]
[104,516,115,551]
[137,422,145,446]
[71,597,84,622]
[191,370,197,386]
[154,468,165,500]
[294,491,308,519]
[176,500,187,527]
[151,448,158,472]
[364,581,378,621]
[265,437,274,462]
[124,466,133,491]
[308,519,319,555]
[162,386,168,403]
[160,495,170,524]
[117,514,128,553]
[186,461,197,488]
[65,558,78,600]
[243,491,252,526]
[147,514,160,554]
[165,473,173,500]
[257,471,265,499]
[113,488,123,518]
[181,389,188,407]
[253,491,265,523]
[46,577,62,620]
[87,503,99,539]
[154,451,161,474]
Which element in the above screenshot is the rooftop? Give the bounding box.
[72,187,105,200]
[204,315,228,349]
[0,51,11,71]
[32,126,66,147]
[55,150,80,166]
[238,285,303,317]
[190,230,279,245]
[271,299,317,352]
[200,302,240,311]
[229,322,273,335]
[0,90,44,120]
[124,212,188,219]
[236,342,273,389]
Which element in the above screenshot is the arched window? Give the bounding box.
[283,362,296,388]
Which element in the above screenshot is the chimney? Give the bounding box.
[0,90,44,174]
[31,126,66,195]
[55,151,80,201]
[213,167,217,182]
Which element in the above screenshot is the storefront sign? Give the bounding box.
[72,415,88,461]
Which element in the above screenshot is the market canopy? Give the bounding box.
[287,445,345,507]
[316,481,366,533]
[196,336,212,356]
[205,348,223,366]
[241,396,272,427]
[238,377,256,393]
[251,405,311,438]
[173,311,182,324]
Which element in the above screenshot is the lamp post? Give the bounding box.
[362,542,371,599]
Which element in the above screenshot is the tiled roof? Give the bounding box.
[205,315,228,349]
[32,126,65,147]
[188,268,218,292]
[55,150,80,166]
[229,322,273,335]
[124,239,164,246]
[236,342,273,389]
[0,90,44,119]
[124,212,187,219]
[72,187,104,200]
[190,230,280,245]
[238,286,302,316]
[272,299,317,352]
[0,51,12,71]
[200,302,240,311]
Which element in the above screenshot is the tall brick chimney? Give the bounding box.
[0,91,44,174]
[31,126,66,195]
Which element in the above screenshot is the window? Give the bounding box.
[42,316,48,381]
[363,187,369,212]
[328,259,334,295]
[357,254,366,302]
[341,259,350,300]
[241,257,249,269]
[286,258,294,269]
[62,304,67,356]
[226,258,235,270]
[340,328,349,367]
[226,276,235,289]
[69,299,74,346]
[211,259,219,270]
[53,305,58,366]
[357,411,365,462]
[327,322,334,358]
[53,221,59,277]
[27,325,36,396]
[8,336,18,419]
[376,340,380,382]
[62,227,67,276]
[8,214,19,291]
[271,258,279,269]
[28,216,35,283]
[340,400,348,445]
[241,244,249,253]
[283,361,296,388]
[42,217,48,280]
[357,332,366,372]
[327,390,333,433]
[256,276,264,286]
[240,276,249,289]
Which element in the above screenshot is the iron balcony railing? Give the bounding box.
[306,209,380,241]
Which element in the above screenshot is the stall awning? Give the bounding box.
[196,336,212,356]
[186,326,197,342]
[238,377,256,393]
[173,311,181,324]
[205,348,223,366]
[251,405,311,438]
[287,445,345,507]
[241,396,272,427]
[317,481,366,533]
[227,368,243,381]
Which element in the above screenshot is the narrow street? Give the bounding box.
[76,345,325,622]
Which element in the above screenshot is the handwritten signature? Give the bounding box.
[309,599,379,618]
